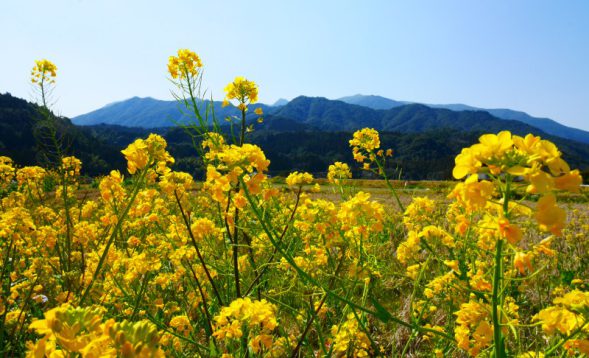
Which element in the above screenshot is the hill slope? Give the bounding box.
[274,96,547,136]
[0,93,125,175]
[73,97,276,128]
[338,94,589,144]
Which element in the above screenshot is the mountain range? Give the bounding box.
[2,91,588,181]
[72,94,589,145]
[337,94,589,144]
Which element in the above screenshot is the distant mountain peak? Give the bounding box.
[272,98,289,107]
[338,94,407,110]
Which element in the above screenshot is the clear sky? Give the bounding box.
[1,0,588,130]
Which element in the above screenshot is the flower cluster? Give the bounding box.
[330,313,372,357]
[27,304,165,357]
[167,49,203,80]
[534,290,588,337]
[285,171,314,187]
[61,156,82,179]
[120,133,174,175]
[349,128,380,163]
[349,128,393,171]
[327,161,352,184]
[454,300,493,356]
[213,298,278,354]
[203,140,270,204]
[223,76,259,111]
[31,59,57,84]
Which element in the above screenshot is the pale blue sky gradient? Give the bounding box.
[1,0,588,130]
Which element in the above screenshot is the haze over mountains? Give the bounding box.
[72,94,589,145]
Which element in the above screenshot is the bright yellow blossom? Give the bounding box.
[327,161,352,184]
[31,59,57,84]
[285,171,313,187]
[224,76,259,110]
[168,49,202,80]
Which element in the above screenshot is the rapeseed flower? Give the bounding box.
[168,49,202,80]
[224,76,259,110]
[31,59,57,84]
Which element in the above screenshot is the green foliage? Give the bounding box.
[0,93,125,176]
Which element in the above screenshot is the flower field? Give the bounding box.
[1,51,588,357]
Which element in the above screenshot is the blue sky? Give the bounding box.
[1,0,588,130]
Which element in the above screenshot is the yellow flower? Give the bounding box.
[535,193,566,235]
[517,352,545,358]
[534,306,580,335]
[452,147,482,179]
[31,59,57,84]
[169,315,193,336]
[498,218,523,244]
[526,168,554,194]
[454,300,493,356]
[212,298,278,343]
[224,76,259,110]
[168,49,202,80]
[330,313,372,357]
[121,139,149,174]
[349,128,380,152]
[108,320,164,356]
[28,304,106,354]
[120,134,174,175]
[285,171,314,187]
[61,156,82,179]
[476,131,513,160]
[554,169,582,193]
[397,231,420,265]
[448,174,494,212]
[327,162,352,184]
[564,340,589,355]
[190,217,222,241]
[513,133,541,156]
[254,107,263,115]
[203,142,270,203]
[513,251,533,275]
[553,289,589,310]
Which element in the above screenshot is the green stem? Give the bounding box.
[184,259,215,342]
[239,107,246,146]
[183,67,204,126]
[492,238,505,358]
[174,190,224,305]
[232,206,241,298]
[230,107,248,298]
[374,155,404,212]
[131,272,151,321]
